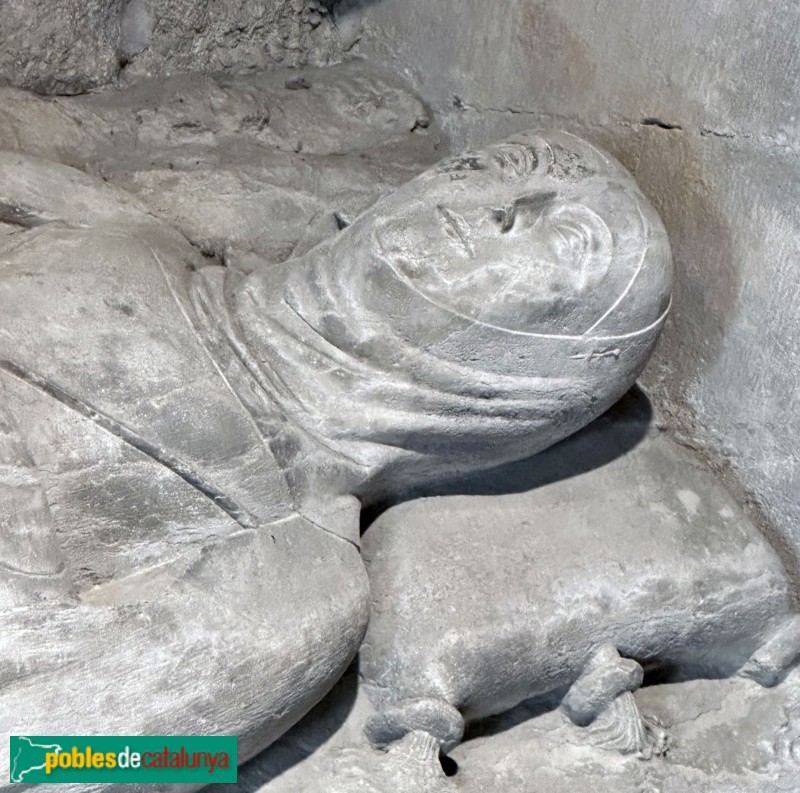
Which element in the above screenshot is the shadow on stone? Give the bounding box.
[362,385,654,531]
[439,753,459,776]
[206,670,360,793]
[327,0,390,14]
[463,689,568,743]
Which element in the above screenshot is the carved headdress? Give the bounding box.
[232,130,672,497]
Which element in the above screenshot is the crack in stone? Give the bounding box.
[700,127,738,139]
[299,510,361,552]
[640,117,683,131]
[443,98,798,154]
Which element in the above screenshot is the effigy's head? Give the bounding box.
[250,130,672,495]
[368,129,670,339]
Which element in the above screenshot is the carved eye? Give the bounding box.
[491,207,515,233]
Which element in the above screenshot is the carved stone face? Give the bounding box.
[371,131,667,337]
[256,129,671,484]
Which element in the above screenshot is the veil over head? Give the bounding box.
[232,130,672,492]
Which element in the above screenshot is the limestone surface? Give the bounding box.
[0,62,673,790]
[0,0,124,95]
[0,8,791,792]
[221,404,800,793]
[229,129,672,502]
[361,401,800,755]
[223,668,800,793]
[0,152,370,791]
[0,0,347,95]
[0,65,443,784]
[0,59,443,266]
[349,0,800,586]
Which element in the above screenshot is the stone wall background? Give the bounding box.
[0,0,347,94]
[340,0,800,581]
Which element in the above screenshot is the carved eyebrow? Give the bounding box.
[437,204,474,256]
[439,155,487,173]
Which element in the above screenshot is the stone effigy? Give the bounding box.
[0,154,369,779]
[218,400,800,793]
[0,125,670,787]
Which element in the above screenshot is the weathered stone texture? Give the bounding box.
[0,0,345,95]
[0,0,125,94]
[123,0,344,78]
[0,60,443,264]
